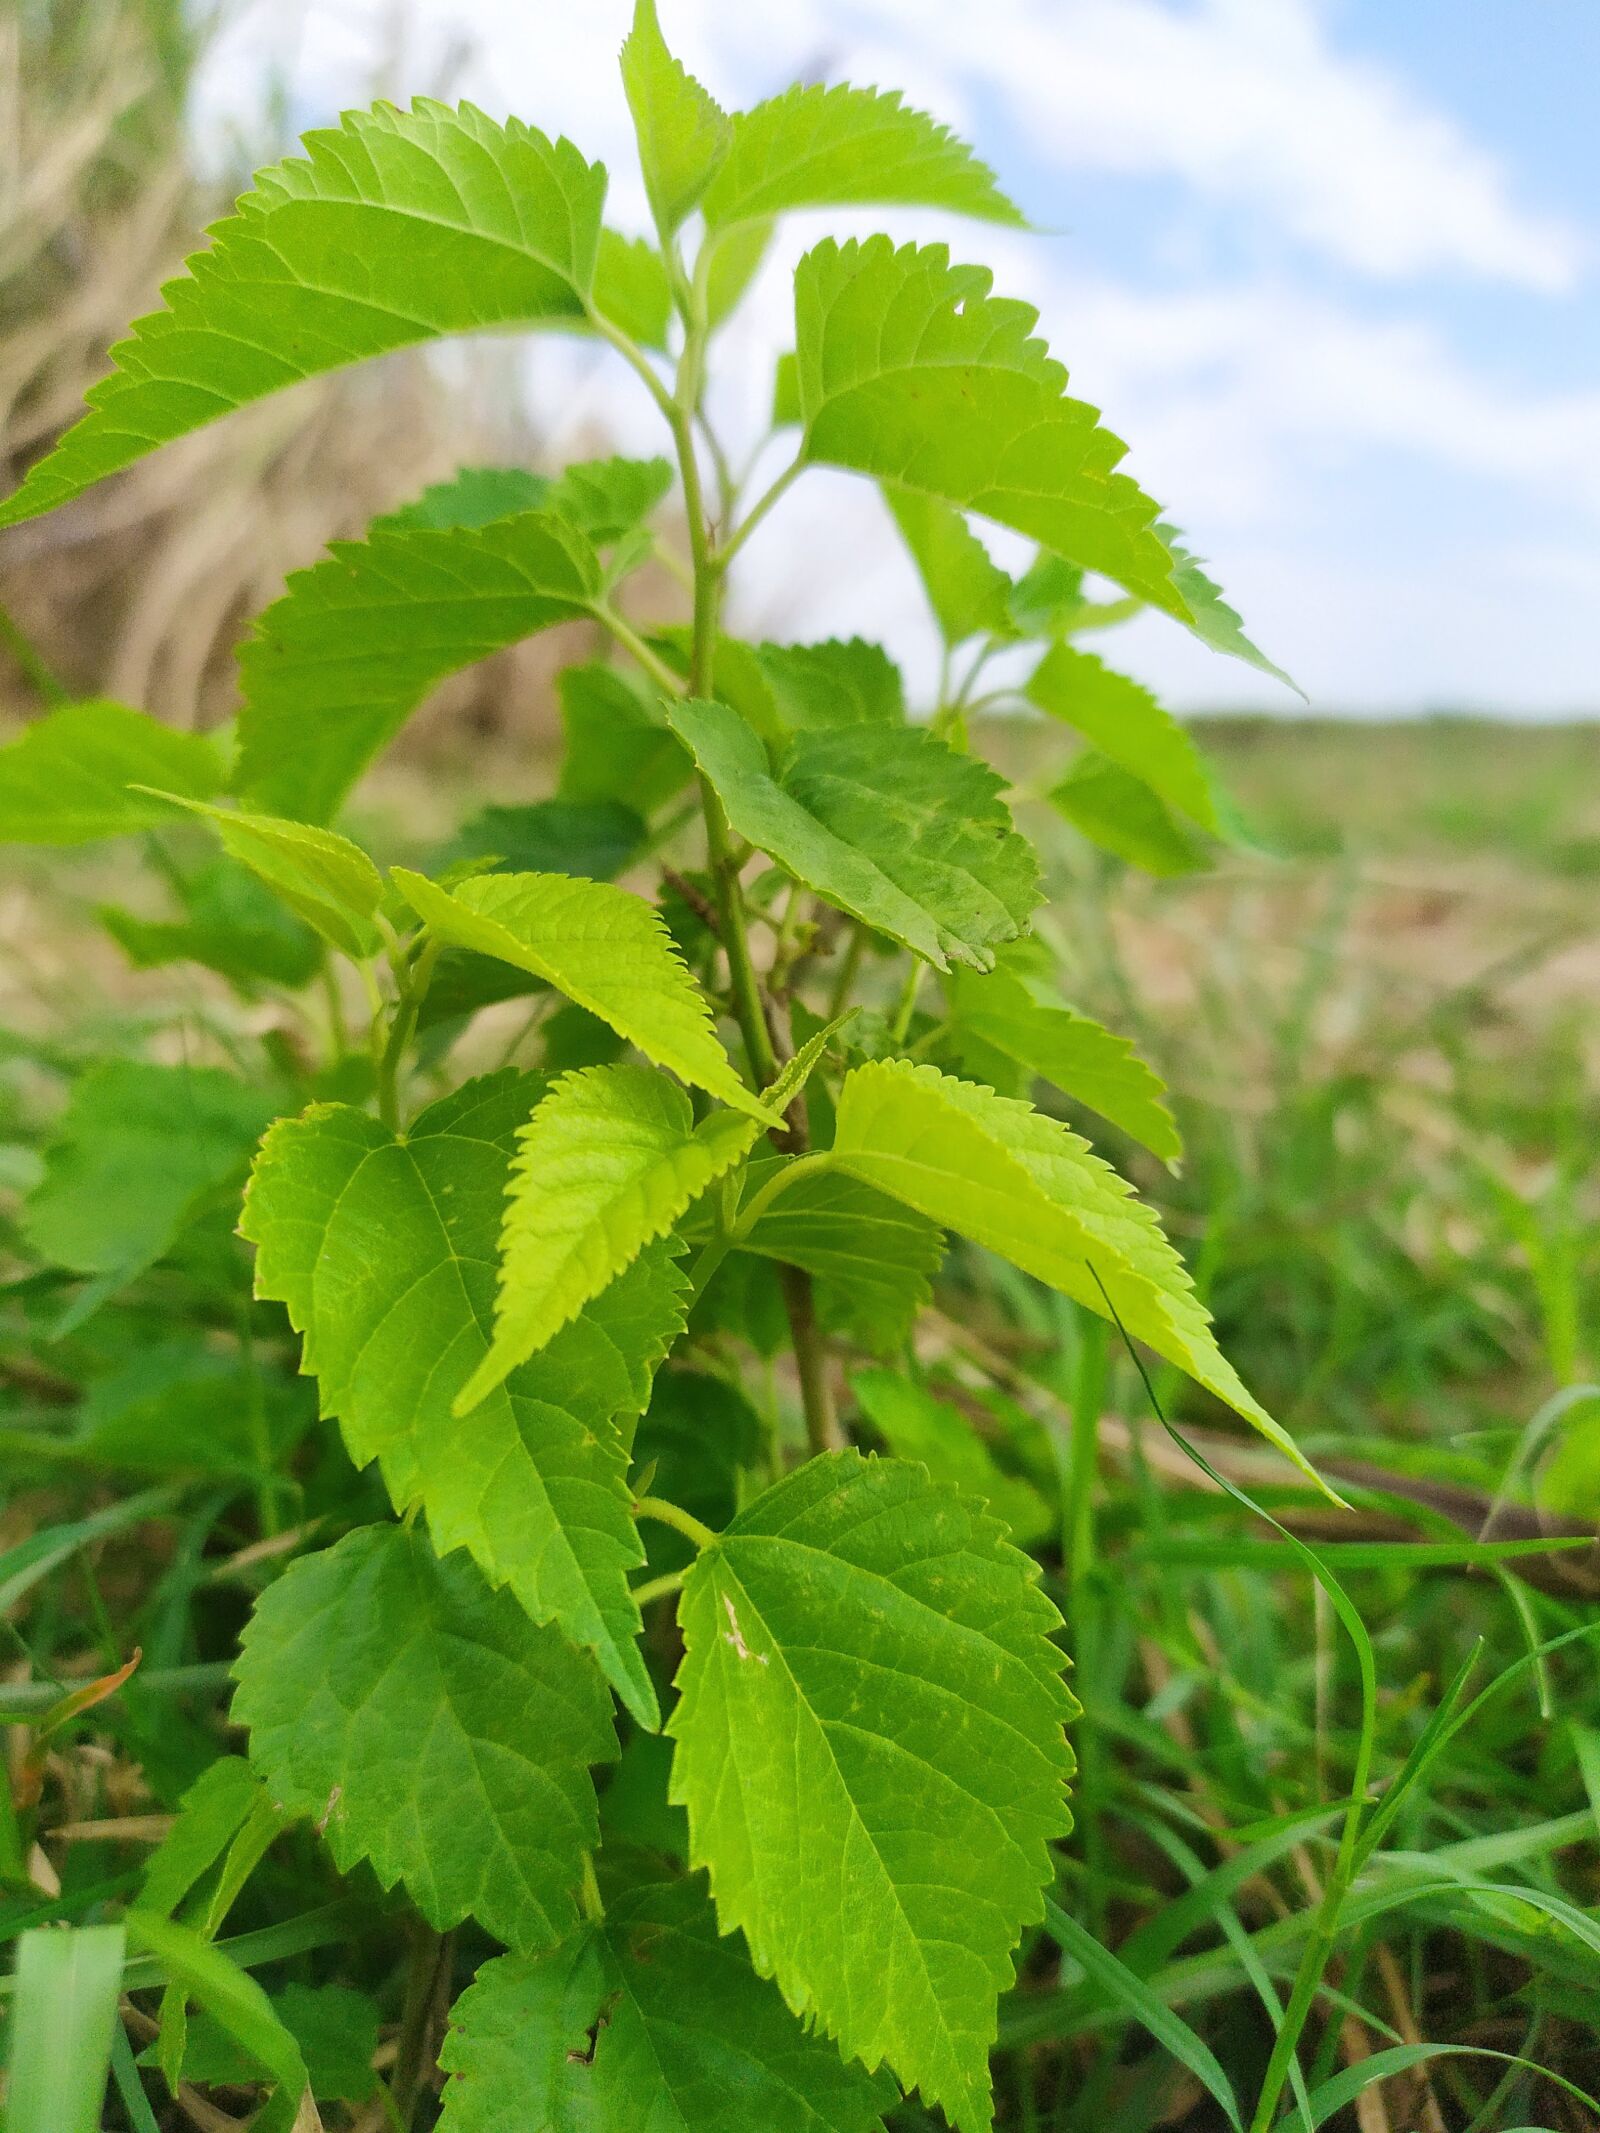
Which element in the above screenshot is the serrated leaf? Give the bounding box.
[377,455,671,547]
[557,661,691,813]
[1026,643,1223,834]
[733,1161,944,1356]
[1049,753,1210,876]
[438,1876,895,2133]
[622,0,730,236]
[704,81,1022,230]
[794,238,1282,677]
[393,866,777,1123]
[234,506,602,824]
[241,1074,683,1723]
[829,1060,1316,1481]
[0,700,224,844]
[664,698,1038,971]
[850,1369,1051,1543]
[458,1063,760,1412]
[232,1521,615,1950]
[448,797,646,882]
[0,101,607,530]
[757,637,905,733]
[594,228,673,351]
[944,952,1181,1164]
[379,465,551,533]
[669,1450,1074,2132]
[151,794,383,957]
[885,491,1015,646]
[23,1061,277,1282]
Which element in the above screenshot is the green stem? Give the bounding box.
[671,269,836,1462]
[374,941,439,1132]
[635,1495,717,1553]
[717,456,803,569]
[888,956,925,1046]
[390,1923,453,2132]
[596,603,685,699]
[0,599,68,706]
[629,1569,686,1608]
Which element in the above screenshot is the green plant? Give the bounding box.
[18,11,1599,2133]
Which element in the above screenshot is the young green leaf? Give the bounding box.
[149,795,383,958]
[829,1060,1319,1480]
[621,0,730,236]
[232,1522,615,1951]
[757,637,906,733]
[235,506,603,824]
[0,102,607,530]
[885,491,1016,647]
[378,455,672,546]
[794,238,1285,679]
[23,1061,277,1282]
[241,1074,684,1724]
[850,1369,1052,1544]
[703,82,1022,231]
[669,1450,1075,2132]
[439,1877,896,2132]
[393,867,778,1123]
[1049,753,1210,875]
[944,950,1181,1164]
[664,698,1039,970]
[1026,643,1225,834]
[458,1063,760,1412]
[0,700,224,844]
[594,227,674,350]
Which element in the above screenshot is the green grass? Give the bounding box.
[2,719,1598,2130]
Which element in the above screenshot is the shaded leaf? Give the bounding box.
[235,506,602,824]
[664,697,1038,971]
[850,1369,1051,1543]
[23,1061,277,1282]
[1026,643,1224,833]
[241,1074,683,1724]
[885,491,1014,646]
[439,1876,895,2132]
[557,661,691,814]
[232,1521,615,1950]
[757,638,905,733]
[1049,753,1210,876]
[944,949,1180,1163]
[733,1160,944,1356]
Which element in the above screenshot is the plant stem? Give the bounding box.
[671,267,838,1462]
[634,1495,717,1553]
[629,1569,686,1608]
[390,1923,453,2132]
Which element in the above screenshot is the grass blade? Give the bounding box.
[4,1923,125,2133]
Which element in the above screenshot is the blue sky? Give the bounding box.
[207,0,1600,714]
